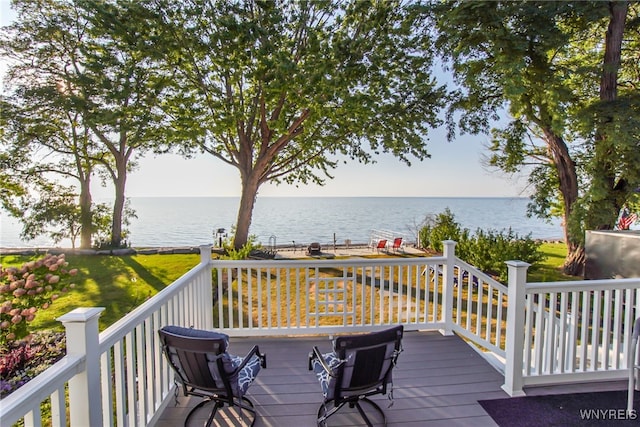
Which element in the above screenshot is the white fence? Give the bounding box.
[2,241,639,426]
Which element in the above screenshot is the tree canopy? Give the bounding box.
[143,0,447,248]
[1,0,174,247]
[431,0,640,274]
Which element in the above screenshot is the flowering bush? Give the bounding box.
[0,254,78,345]
[0,331,66,398]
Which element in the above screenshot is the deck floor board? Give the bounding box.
[154,330,625,426]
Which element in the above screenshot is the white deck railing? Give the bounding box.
[0,247,213,427]
[1,241,639,426]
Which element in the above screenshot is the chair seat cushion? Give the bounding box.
[311,351,342,401]
[229,354,262,395]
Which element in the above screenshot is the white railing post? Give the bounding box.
[200,245,214,330]
[440,240,457,336]
[502,261,530,397]
[57,307,105,427]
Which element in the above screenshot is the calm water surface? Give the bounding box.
[0,197,563,248]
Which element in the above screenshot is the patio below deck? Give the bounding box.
[155,330,508,427]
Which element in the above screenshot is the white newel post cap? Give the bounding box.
[56,307,105,324]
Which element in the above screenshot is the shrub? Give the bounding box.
[0,254,77,345]
[466,228,545,282]
[419,208,471,254]
[419,209,545,282]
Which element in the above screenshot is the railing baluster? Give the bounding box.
[51,387,65,427]
[135,323,147,425]
[24,408,41,427]
[100,351,114,427]
[557,292,568,373]
[612,289,623,369]
[524,294,533,375]
[602,289,612,369]
[144,316,155,420]
[591,291,602,370]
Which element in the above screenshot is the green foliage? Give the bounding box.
[431,1,640,273]
[419,209,545,282]
[418,208,470,254]
[222,231,261,260]
[20,185,82,246]
[91,200,137,249]
[465,228,545,282]
[2,0,174,249]
[0,254,78,344]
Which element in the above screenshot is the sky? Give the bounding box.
[0,1,528,200]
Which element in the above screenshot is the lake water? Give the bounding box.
[0,197,563,248]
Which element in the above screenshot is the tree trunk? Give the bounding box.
[110,159,127,248]
[233,173,260,250]
[585,1,629,232]
[539,128,582,275]
[563,243,585,277]
[78,175,93,249]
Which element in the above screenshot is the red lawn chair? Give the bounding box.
[375,239,387,253]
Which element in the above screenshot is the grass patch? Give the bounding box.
[0,253,200,332]
[528,242,581,282]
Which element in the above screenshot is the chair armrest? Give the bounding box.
[308,346,337,378]
[234,345,267,373]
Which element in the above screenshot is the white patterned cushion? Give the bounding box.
[311,352,343,401]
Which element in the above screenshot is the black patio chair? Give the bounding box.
[308,325,404,426]
[158,325,266,427]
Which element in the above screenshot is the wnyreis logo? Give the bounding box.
[579,409,637,421]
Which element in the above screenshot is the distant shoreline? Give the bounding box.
[0,239,566,257]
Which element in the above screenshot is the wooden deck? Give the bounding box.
[154,330,627,427]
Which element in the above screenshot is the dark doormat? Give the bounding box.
[479,389,639,426]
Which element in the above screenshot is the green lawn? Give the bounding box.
[527,242,582,282]
[0,253,200,332]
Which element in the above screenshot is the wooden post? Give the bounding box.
[502,261,530,397]
[200,245,214,330]
[440,240,457,336]
[57,307,105,427]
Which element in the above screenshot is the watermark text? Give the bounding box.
[579,409,637,421]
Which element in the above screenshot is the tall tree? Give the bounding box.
[77,0,174,247]
[1,0,173,248]
[147,0,447,249]
[1,0,100,248]
[431,1,639,275]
